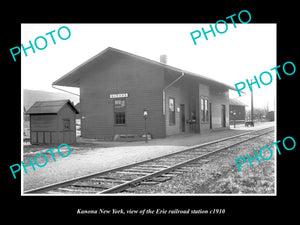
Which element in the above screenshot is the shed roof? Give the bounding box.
[229,98,247,106]
[52,47,236,91]
[26,99,79,115]
[75,102,80,113]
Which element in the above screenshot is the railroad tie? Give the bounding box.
[71,181,113,189]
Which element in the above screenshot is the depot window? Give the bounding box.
[169,97,175,125]
[200,97,209,123]
[114,99,126,125]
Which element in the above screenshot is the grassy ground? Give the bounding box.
[194,156,274,194]
[128,132,275,194]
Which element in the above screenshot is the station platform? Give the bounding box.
[23,121,275,192]
[98,121,274,148]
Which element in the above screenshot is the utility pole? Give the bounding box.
[250,79,254,126]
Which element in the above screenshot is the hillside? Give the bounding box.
[24,89,79,110]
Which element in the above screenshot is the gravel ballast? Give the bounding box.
[21,122,274,193]
[126,132,275,194]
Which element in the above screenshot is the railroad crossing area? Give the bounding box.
[23,121,274,192]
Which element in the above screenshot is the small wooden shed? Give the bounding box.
[26,99,79,145]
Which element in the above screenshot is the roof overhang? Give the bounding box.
[52,49,107,87]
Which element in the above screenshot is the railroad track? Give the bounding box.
[24,127,274,194]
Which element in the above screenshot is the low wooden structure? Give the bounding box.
[26,100,79,145]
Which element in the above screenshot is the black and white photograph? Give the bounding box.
[21,23,277,195]
[5,5,298,220]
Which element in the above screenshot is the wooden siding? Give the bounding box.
[77,49,230,139]
[165,84,189,136]
[30,131,75,144]
[209,87,230,129]
[30,114,58,131]
[229,105,246,121]
[58,104,76,132]
[80,51,165,139]
[199,83,210,134]
[164,79,230,135]
[29,104,76,144]
[187,80,200,133]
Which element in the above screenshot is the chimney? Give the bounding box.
[159,54,167,64]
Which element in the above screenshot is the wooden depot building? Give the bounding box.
[52,47,235,140]
[229,98,247,125]
[26,100,79,144]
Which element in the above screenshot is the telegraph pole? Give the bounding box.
[250,79,254,125]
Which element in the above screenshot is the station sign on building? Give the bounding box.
[52,47,235,140]
[109,93,128,99]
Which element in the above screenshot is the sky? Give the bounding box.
[21,23,276,111]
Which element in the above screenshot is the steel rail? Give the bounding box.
[98,128,274,193]
[24,126,274,194]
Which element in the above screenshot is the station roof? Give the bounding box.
[52,47,236,91]
[26,99,79,115]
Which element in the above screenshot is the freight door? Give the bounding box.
[209,103,212,129]
[221,104,226,127]
[180,104,185,132]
